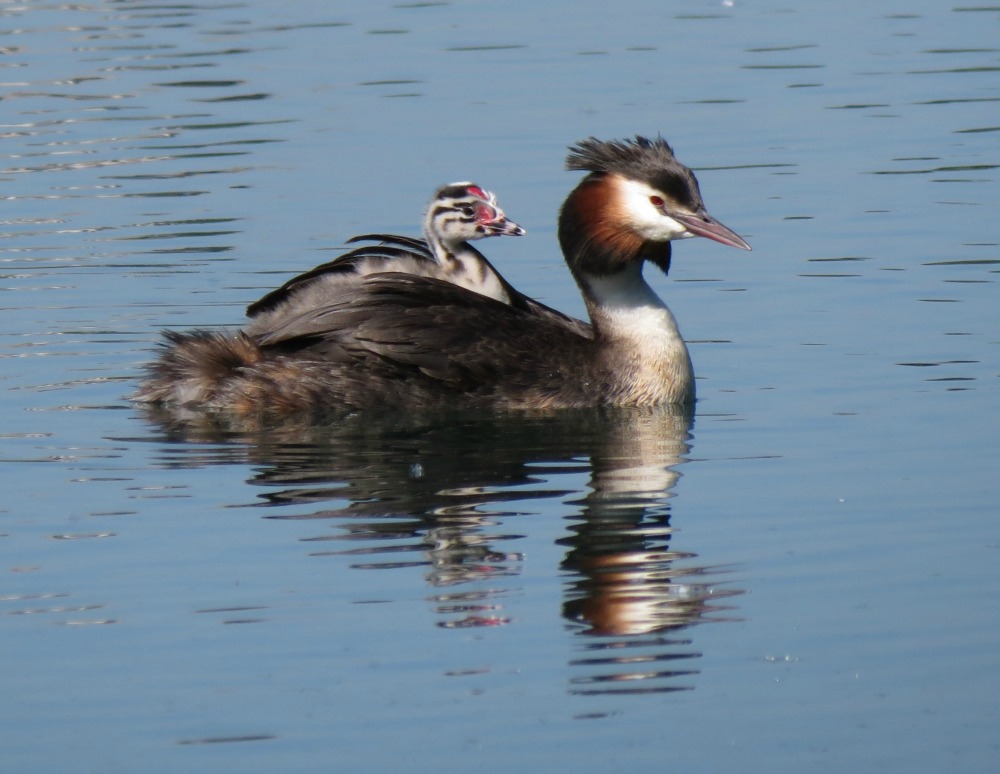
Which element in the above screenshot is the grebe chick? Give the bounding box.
[245,183,526,336]
[135,136,750,414]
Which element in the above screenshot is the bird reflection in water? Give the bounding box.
[554,406,743,695]
[137,403,742,694]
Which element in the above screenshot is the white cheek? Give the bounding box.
[618,179,692,241]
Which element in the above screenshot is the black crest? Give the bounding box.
[565,135,704,211]
[566,135,675,173]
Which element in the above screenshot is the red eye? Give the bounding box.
[649,195,665,208]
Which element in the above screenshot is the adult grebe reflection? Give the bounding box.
[552,407,743,694]
[136,404,742,694]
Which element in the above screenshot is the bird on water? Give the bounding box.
[134,136,751,415]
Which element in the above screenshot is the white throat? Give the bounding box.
[583,262,694,404]
[583,263,675,331]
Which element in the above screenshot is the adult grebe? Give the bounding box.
[245,183,526,335]
[135,136,750,414]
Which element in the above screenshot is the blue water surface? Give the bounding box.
[1,1,998,771]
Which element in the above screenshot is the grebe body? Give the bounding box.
[135,137,750,415]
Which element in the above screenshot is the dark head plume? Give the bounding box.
[566,135,705,212]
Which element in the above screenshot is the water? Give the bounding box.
[2,1,998,771]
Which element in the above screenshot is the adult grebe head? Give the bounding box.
[558,135,750,282]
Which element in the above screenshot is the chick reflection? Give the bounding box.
[560,409,742,695]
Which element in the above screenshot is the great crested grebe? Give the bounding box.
[135,136,750,414]
[245,183,526,335]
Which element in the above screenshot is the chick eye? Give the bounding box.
[461,206,476,217]
[649,195,665,208]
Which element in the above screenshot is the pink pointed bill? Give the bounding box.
[672,211,751,251]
